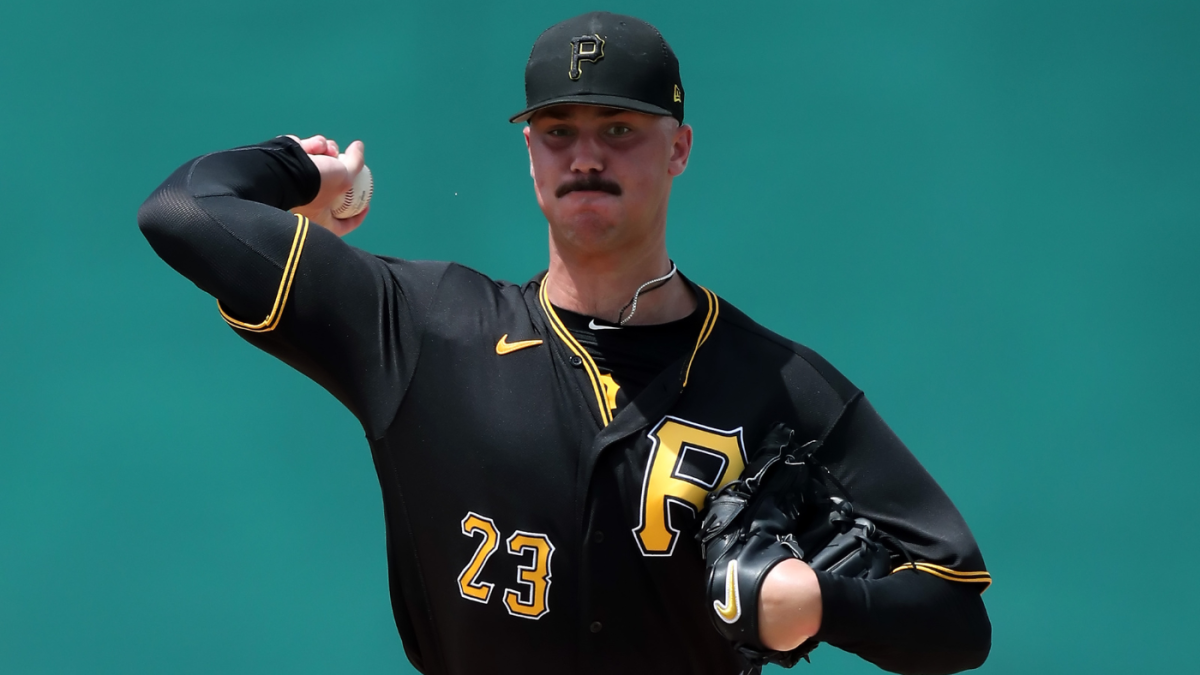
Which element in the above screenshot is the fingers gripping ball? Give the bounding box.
[332,154,373,219]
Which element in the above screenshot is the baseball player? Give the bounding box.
[138,12,991,675]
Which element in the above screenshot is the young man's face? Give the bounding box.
[524,104,692,257]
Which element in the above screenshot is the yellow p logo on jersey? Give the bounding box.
[633,417,747,556]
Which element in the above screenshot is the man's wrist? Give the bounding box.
[265,136,323,209]
[758,558,823,651]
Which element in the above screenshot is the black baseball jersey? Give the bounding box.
[139,137,992,675]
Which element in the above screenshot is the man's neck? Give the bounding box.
[546,241,696,326]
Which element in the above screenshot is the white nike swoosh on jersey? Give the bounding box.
[588,319,622,331]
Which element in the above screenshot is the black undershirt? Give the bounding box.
[554,304,705,410]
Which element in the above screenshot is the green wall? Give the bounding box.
[1,1,1196,672]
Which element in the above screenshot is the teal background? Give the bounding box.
[1,1,1196,672]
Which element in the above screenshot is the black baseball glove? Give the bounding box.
[697,422,900,668]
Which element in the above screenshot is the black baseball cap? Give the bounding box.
[510,12,684,124]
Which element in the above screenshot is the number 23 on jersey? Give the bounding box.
[457,512,556,620]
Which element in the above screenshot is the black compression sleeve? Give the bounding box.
[813,570,990,674]
[138,137,442,436]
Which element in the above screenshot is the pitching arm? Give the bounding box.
[137,137,444,437]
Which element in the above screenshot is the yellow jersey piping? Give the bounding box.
[891,562,993,591]
[217,214,310,333]
[682,287,719,387]
[538,279,613,426]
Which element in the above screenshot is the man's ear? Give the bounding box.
[524,125,535,179]
[668,123,693,177]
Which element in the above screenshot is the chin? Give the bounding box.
[552,211,622,250]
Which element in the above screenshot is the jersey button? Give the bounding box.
[569,355,584,367]
[590,621,603,633]
[593,531,604,543]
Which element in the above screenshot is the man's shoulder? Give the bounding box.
[369,257,530,294]
[366,257,543,324]
[710,294,859,401]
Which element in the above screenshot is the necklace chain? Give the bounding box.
[617,262,678,325]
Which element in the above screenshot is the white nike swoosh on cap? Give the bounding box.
[588,319,622,330]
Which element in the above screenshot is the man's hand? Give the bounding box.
[758,558,823,651]
[287,134,370,237]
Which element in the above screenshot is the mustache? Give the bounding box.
[556,175,622,198]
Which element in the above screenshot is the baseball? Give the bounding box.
[331,154,373,219]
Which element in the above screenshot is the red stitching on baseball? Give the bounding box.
[333,168,372,217]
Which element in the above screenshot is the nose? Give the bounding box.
[569,134,604,174]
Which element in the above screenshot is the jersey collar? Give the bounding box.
[535,270,720,427]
